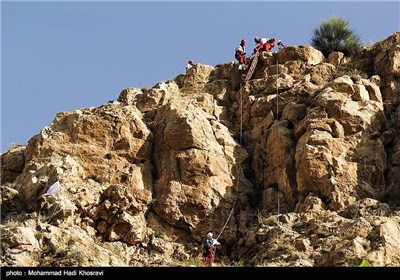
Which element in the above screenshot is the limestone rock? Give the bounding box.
[328,51,345,67]
[182,63,214,92]
[1,146,26,184]
[374,34,400,79]
[277,45,325,65]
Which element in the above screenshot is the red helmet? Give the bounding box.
[241,39,246,45]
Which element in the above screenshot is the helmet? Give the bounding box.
[254,37,260,43]
[241,39,246,45]
[207,232,213,239]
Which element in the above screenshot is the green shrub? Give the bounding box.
[311,15,362,57]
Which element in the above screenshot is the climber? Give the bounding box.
[277,40,287,49]
[263,38,276,52]
[202,232,222,267]
[252,36,268,54]
[235,39,247,70]
[186,60,195,73]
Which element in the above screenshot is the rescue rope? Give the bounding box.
[276,56,279,122]
[276,55,280,220]
[217,172,240,239]
[240,71,243,146]
[215,64,245,240]
[216,50,263,239]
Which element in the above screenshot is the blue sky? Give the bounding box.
[1,1,399,152]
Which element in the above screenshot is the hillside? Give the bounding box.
[1,32,400,267]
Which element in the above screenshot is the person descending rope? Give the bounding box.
[202,232,222,267]
[235,39,247,70]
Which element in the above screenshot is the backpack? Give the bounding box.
[203,239,214,250]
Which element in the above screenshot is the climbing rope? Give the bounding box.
[215,50,263,240]
[216,172,240,240]
[276,56,279,122]
[276,55,280,220]
[214,166,241,264]
[240,69,243,146]
[215,63,246,240]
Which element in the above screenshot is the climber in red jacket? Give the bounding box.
[263,38,276,52]
[253,37,267,54]
[253,37,275,53]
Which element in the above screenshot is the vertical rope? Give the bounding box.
[276,55,280,222]
[215,66,244,241]
[239,68,243,145]
[240,88,243,146]
[276,57,279,121]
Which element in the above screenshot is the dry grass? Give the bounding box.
[2,219,21,229]
[331,67,368,80]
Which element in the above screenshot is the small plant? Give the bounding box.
[2,219,21,229]
[154,228,164,238]
[1,182,13,188]
[359,259,371,267]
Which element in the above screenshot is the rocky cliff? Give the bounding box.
[1,32,400,267]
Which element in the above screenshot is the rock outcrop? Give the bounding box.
[1,32,400,267]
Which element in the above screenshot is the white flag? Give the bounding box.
[43,181,61,196]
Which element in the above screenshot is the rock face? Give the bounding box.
[1,146,26,184]
[1,32,400,267]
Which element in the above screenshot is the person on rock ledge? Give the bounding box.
[235,39,247,70]
[186,59,195,73]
